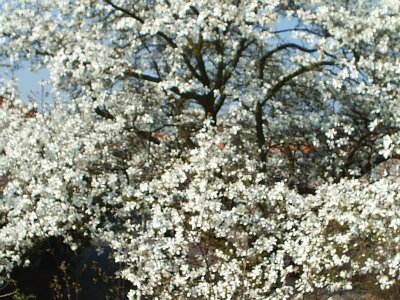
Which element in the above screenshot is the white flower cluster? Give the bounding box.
[0,0,399,299]
[109,123,400,299]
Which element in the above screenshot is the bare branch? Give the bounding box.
[125,70,162,83]
[259,43,318,79]
[261,60,335,106]
[103,0,144,23]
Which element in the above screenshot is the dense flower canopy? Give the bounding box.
[0,0,399,299]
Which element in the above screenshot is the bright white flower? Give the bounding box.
[0,1,399,298]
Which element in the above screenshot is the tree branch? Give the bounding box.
[261,60,335,106]
[103,0,144,23]
[255,60,335,168]
[223,39,253,84]
[259,43,318,80]
[95,106,115,120]
[124,70,162,83]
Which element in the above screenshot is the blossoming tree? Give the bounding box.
[0,0,400,299]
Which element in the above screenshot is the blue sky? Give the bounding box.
[0,64,51,108]
[16,67,50,100]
